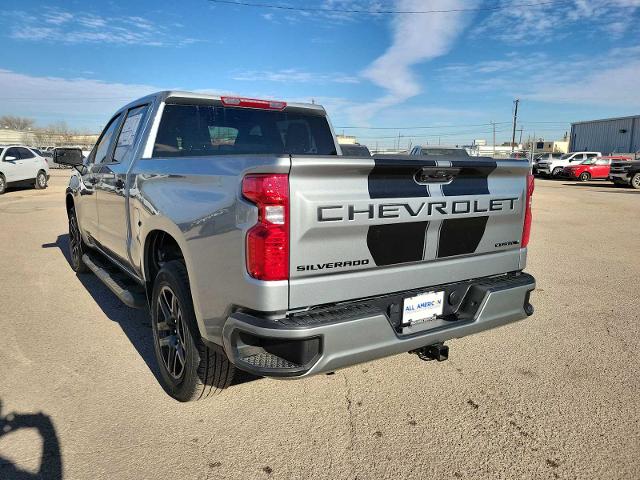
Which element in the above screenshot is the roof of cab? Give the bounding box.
[116,90,326,115]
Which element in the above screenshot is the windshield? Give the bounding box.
[153,104,337,157]
[0,148,4,157]
[560,154,573,160]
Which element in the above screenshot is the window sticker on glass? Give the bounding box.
[118,113,143,147]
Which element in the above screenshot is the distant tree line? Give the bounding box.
[0,115,97,147]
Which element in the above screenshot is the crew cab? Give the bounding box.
[535,151,601,177]
[562,155,631,181]
[609,159,640,189]
[57,91,536,402]
[0,145,49,194]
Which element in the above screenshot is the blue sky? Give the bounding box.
[1,0,639,148]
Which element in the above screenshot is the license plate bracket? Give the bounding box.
[402,290,445,328]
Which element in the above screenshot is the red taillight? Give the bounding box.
[521,173,534,248]
[242,174,289,281]
[221,96,287,111]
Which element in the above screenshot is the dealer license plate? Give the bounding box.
[402,291,445,326]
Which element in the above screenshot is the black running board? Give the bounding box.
[82,253,147,309]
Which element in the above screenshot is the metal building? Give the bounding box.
[570,115,640,154]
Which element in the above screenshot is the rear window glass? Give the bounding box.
[153,104,337,157]
[420,148,469,157]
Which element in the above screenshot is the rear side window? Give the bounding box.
[17,147,35,159]
[152,104,336,157]
[113,105,149,164]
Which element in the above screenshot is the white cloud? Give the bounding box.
[232,69,359,84]
[524,62,640,107]
[439,47,640,108]
[474,0,640,42]
[0,69,164,129]
[352,0,475,123]
[2,8,200,47]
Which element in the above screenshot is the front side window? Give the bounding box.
[5,147,20,160]
[92,114,122,164]
[152,104,336,157]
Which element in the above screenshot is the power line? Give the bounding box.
[208,0,569,15]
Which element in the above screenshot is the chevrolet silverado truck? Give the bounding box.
[609,159,640,189]
[56,91,536,402]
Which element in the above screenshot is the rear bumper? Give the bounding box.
[221,272,535,378]
[609,172,630,183]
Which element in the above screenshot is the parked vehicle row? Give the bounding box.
[532,150,638,189]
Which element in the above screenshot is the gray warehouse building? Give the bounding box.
[570,115,640,154]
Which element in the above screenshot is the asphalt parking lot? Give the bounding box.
[1,170,639,480]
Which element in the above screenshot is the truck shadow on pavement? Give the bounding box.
[42,234,259,389]
[0,400,63,480]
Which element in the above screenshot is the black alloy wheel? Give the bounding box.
[155,285,188,380]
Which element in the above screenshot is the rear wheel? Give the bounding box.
[35,170,47,189]
[151,260,234,401]
[68,208,89,273]
[579,172,590,182]
[631,173,640,190]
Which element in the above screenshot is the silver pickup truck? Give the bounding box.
[57,91,536,402]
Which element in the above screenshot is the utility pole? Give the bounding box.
[397,131,401,151]
[518,126,524,147]
[511,98,519,154]
[491,121,496,158]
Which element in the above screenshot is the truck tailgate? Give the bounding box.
[288,155,529,309]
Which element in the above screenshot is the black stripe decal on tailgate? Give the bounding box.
[367,157,435,266]
[437,160,497,258]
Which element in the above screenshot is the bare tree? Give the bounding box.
[0,115,36,130]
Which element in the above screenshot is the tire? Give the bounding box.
[68,207,90,273]
[552,167,563,177]
[0,175,5,195]
[35,170,47,189]
[631,173,640,190]
[151,260,234,402]
[579,172,590,182]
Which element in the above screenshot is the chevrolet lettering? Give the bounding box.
[317,197,519,222]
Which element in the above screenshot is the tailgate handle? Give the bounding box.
[415,167,460,184]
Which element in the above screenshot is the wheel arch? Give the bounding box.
[141,227,208,339]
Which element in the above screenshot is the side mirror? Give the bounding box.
[4,156,17,161]
[53,148,83,167]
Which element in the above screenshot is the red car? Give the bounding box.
[563,155,631,181]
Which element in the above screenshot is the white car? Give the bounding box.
[0,145,50,194]
[535,151,602,177]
